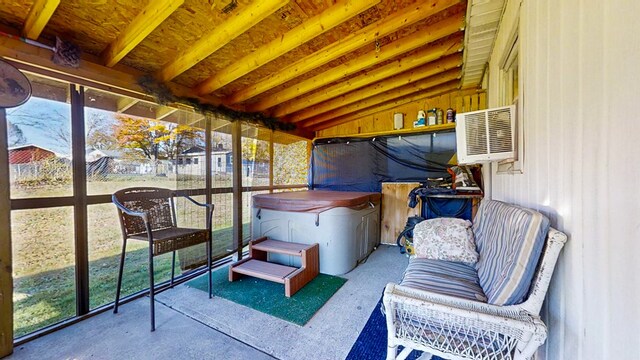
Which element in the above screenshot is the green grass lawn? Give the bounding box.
[11,176,260,338]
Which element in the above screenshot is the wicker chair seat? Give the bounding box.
[129,227,209,256]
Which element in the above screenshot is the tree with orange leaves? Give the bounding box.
[113,115,201,161]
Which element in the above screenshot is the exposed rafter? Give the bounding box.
[281,41,463,121]
[102,0,184,67]
[224,0,463,104]
[22,0,61,40]
[0,34,227,111]
[188,114,207,126]
[309,81,460,131]
[195,0,381,96]
[155,106,178,120]
[155,0,289,82]
[248,16,464,112]
[116,98,139,113]
[301,68,461,128]
[289,53,462,123]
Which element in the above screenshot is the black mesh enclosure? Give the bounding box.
[311,131,456,192]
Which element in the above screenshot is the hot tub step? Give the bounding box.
[229,237,319,297]
[230,259,296,283]
[251,239,309,256]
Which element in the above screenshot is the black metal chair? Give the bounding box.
[112,187,213,331]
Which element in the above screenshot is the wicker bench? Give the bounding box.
[383,200,568,360]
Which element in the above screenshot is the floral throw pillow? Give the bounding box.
[412,217,479,265]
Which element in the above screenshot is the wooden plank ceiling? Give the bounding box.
[0,0,469,137]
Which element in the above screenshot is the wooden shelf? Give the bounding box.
[314,123,456,141]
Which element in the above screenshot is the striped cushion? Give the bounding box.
[400,258,487,302]
[473,200,550,306]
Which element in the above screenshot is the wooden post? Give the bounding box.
[0,108,14,357]
[232,122,243,260]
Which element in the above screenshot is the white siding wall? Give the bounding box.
[486,0,640,359]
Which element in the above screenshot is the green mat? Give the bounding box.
[186,266,347,326]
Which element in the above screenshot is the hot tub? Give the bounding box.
[252,190,381,275]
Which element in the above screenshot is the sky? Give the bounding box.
[6,96,114,156]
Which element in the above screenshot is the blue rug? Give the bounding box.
[346,297,443,360]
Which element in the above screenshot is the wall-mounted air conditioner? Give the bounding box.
[455,105,516,164]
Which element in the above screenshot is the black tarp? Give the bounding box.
[86,156,113,178]
[310,131,456,192]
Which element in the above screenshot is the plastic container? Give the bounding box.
[414,110,426,127]
[427,109,437,126]
[446,108,455,123]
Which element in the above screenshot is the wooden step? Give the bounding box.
[251,239,312,256]
[231,259,297,283]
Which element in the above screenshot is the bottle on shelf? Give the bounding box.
[427,108,437,126]
[446,108,455,123]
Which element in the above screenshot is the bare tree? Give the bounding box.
[7,107,117,151]
[7,121,27,147]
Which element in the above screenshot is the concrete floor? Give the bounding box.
[7,245,408,360]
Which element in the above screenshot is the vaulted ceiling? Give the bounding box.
[0,0,475,137]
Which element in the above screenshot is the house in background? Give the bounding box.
[177,144,232,175]
[177,145,268,178]
[8,144,56,164]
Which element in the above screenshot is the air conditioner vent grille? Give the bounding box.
[488,108,513,153]
[464,112,487,155]
[455,104,515,164]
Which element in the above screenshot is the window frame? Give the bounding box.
[497,32,525,174]
[2,68,310,344]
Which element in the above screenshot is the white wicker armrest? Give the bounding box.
[385,283,535,321]
[383,283,547,360]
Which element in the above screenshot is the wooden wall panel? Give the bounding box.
[381,182,421,245]
[316,88,486,138]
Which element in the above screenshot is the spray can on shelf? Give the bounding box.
[436,108,444,125]
[446,108,455,123]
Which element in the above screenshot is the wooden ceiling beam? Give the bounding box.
[248,15,464,112]
[22,0,61,40]
[102,0,184,67]
[0,33,227,109]
[155,0,288,82]
[282,43,463,121]
[156,106,178,120]
[225,0,463,104]
[187,114,206,126]
[116,98,139,113]
[301,68,460,128]
[289,53,462,123]
[195,0,381,96]
[308,81,460,131]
